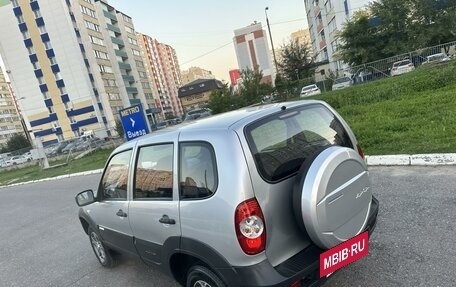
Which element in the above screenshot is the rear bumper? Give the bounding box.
[226,196,379,287]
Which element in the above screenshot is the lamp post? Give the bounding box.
[265,7,279,77]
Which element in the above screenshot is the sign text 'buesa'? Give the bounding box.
[119,104,150,141]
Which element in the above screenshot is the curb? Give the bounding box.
[1,153,456,189]
[0,169,103,189]
[365,153,456,166]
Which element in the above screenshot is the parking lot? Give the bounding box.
[0,166,455,286]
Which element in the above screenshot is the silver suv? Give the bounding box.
[76,100,379,287]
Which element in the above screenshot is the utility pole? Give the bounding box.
[265,7,279,77]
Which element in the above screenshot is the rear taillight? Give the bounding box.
[356,143,365,159]
[235,198,266,255]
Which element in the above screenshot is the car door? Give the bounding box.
[88,149,136,255]
[128,140,181,266]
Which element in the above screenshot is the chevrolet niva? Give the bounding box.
[76,100,379,287]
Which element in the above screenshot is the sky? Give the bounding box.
[108,0,309,82]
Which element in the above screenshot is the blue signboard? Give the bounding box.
[119,104,149,141]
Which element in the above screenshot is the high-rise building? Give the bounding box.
[233,22,275,84]
[181,66,214,85]
[0,66,24,147]
[137,33,184,118]
[291,29,312,47]
[0,0,155,146]
[304,0,372,74]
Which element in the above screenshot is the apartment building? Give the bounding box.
[305,0,371,75]
[233,22,275,84]
[0,66,24,147]
[0,0,154,146]
[181,66,214,85]
[137,33,184,119]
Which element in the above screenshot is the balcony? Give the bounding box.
[118,61,131,70]
[126,87,138,94]
[129,98,141,105]
[122,74,135,82]
[111,36,124,46]
[317,21,324,33]
[314,5,321,17]
[319,40,327,49]
[107,23,121,33]
[103,10,117,21]
[115,49,128,58]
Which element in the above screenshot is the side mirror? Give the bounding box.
[75,189,96,206]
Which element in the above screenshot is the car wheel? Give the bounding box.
[292,146,372,249]
[186,265,226,287]
[88,227,116,268]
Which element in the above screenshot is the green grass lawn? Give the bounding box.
[300,61,456,155]
[0,148,113,186]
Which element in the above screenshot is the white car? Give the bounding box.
[5,155,30,165]
[300,84,321,97]
[332,77,353,90]
[422,53,450,65]
[391,59,415,76]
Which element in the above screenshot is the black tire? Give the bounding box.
[87,227,116,268]
[186,265,226,287]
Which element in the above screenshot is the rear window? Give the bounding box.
[245,104,353,182]
[302,85,316,92]
[334,77,351,84]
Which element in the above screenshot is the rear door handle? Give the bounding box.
[116,209,127,218]
[159,214,175,225]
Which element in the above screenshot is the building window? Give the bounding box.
[132,49,141,56]
[32,61,40,70]
[122,14,132,23]
[49,57,57,65]
[128,37,138,45]
[324,0,333,13]
[344,0,349,16]
[141,82,150,89]
[59,86,66,94]
[135,60,144,67]
[84,20,100,31]
[139,71,147,78]
[38,25,47,34]
[89,35,104,46]
[55,72,62,80]
[80,5,96,17]
[11,0,19,7]
[27,46,35,54]
[21,30,30,40]
[42,91,49,99]
[125,26,134,34]
[33,9,41,18]
[37,76,45,85]
[94,50,109,59]
[16,14,24,24]
[99,65,113,73]
[328,17,337,35]
[47,106,55,114]
[44,41,52,50]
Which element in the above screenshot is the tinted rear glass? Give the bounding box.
[245,104,353,182]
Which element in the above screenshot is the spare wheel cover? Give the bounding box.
[294,146,372,249]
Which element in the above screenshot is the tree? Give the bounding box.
[115,118,124,138]
[2,133,31,153]
[278,39,314,81]
[238,68,273,106]
[208,82,235,114]
[337,10,389,66]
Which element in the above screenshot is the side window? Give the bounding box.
[100,150,132,200]
[134,144,173,199]
[179,142,217,199]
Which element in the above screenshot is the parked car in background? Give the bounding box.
[5,155,30,165]
[391,59,415,76]
[332,76,353,90]
[422,53,450,65]
[300,84,321,97]
[184,108,212,121]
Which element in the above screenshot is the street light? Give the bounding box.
[265,7,279,77]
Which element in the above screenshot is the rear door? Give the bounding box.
[128,136,181,266]
[242,103,357,266]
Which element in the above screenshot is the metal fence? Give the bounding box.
[342,40,456,84]
[0,128,125,172]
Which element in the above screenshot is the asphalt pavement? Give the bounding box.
[0,166,455,287]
